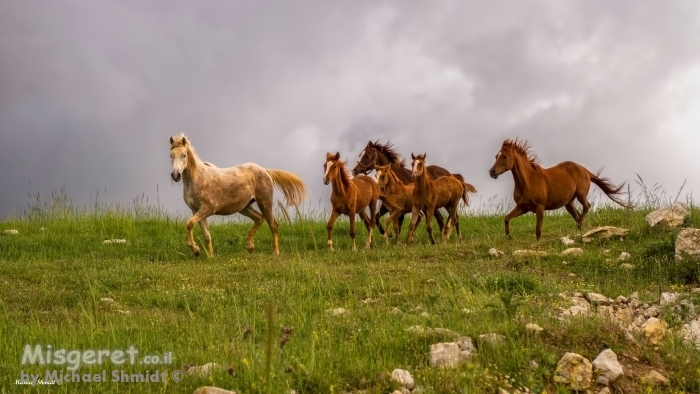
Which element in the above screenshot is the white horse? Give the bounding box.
[169,134,306,256]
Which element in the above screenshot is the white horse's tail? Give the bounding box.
[266,169,307,207]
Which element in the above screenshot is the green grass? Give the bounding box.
[1,193,700,393]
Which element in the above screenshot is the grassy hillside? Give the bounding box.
[1,193,699,393]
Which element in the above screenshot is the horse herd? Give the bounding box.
[169,134,629,256]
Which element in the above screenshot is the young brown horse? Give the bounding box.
[323,152,379,251]
[352,140,469,234]
[405,153,472,245]
[488,139,630,240]
[375,164,422,242]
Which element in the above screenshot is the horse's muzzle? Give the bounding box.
[323,177,329,185]
[172,171,181,182]
[489,169,498,179]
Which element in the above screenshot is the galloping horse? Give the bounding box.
[323,152,380,251]
[352,140,470,234]
[488,139,630,240]
[169,134,306,256]
[406,153,472,245]
[375,164,422,242]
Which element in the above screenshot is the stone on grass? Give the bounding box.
[675,228,700,261]
[429,342,463,368]
[618,252,631,261]
[641,317,667,345]
[659,292,679,306]
[188,363,223,378]
[620,263,635,270]
[100,297,115,304]
[390,369,414,390]
[561,248,583,256]
[326,308,348,316]
[3,229,18,235]
[645,202,689,230]
[561,236,575,245]
[488,248,504,258]
[592,349,624,383]
[585,293,612,306]
[193,387,236,394]
[103,239,127,244]
[581,226,629,243]
[553,352,593,391]
[525,323,544,334]
[641,370,669,387]
[478,333,505,344]
[680,319,700,349]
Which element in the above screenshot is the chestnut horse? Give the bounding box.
[352,140,469,234]
[169,134,307,256]
[406,153,473,245]
[375,164,422,242]
[488,139,630,240]
[323,152,379,251]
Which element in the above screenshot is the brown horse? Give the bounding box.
[405,153,472,245]
[375,164,422,242]
[352,140,470,234]
[488,139,630,240]
[323,152,380,251]
[169,134,307,256]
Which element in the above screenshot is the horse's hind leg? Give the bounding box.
[375,203,390,235]
[434,209,446,233]
[255,197,280,255]
[199,218,214,256]
[564,200,582,228]
[575,193,591,229]
[326,210,340,252]
[359,210,374,249]
[239,203,265,253]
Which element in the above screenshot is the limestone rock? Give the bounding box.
[553,352,593,391]
[646,202,689,230]
[675,228,700,261]
[390,369,414,390]
[641,317,667,345]
[581,226,629,243]
[561,248,583,256]
[592,349,624,383]
[488,248,504,258]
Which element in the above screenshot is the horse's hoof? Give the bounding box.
[193,249,200,257]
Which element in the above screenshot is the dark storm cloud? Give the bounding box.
[1,0,699,218]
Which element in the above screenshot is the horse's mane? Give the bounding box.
[502,139,541,167]
[171,133,204,166]
[372,140,405,168]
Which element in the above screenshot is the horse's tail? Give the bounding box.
[587,169,631,208]
[266,169,307,207]
[461,181,477,206]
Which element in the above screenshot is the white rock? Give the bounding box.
[620,263,635,270]
[525,323,544,333]
[645,202,689,230]
[479,333,506,344]
[592,348,624,383]
[561,248,583,256]
[680,319,700,349]
[3,229,18,235]
[100,298,115,303]
[429,342,463,368]
[581,226,629,243]
[561,236,575,245]
[659,292,680,306]
[187,363,223,378]
[585,293,612,305]
[326,308,348,316]
[675,228,700,261]
[103,239,127,244]
[391,369,414,390]
[618,252,631,261]
[488,248,504,258]
[193,387,237,394]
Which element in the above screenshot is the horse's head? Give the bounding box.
[169,135,190,182]
[489,143,514,179]
[411,153,427,178]
[375,164,392,191]
[323,152,342,185]
[352,141,377,176]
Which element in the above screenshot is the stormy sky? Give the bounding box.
[1,0,699,218]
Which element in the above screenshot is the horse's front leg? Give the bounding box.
[358,210,373,249]
[405,205,421,244]
[535,205,545,241]
[504,205,527,240]
[326,210,341,252]
[375,203,390,235]
[198,218,214,256]
[187,209,212,257]
[349,209,357,251]
[425,206,437,245]
[434,208,446,233]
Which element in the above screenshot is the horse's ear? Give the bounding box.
[169,136,174,145]
[182,136,188,146]
[334,152,340,160]
[411,153,416,160]
[368,140,374,147]
[423,153,427,159]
